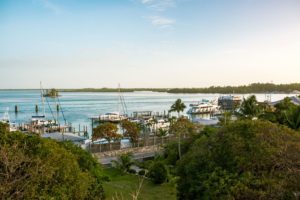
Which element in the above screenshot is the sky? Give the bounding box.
[0,0,300,89]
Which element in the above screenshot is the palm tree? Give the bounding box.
[169,99,186,160]
[239,95,261,119]
[158,128,168,145]
[285,106,300,131]
[112,153,134,173]
[169,99,186,118]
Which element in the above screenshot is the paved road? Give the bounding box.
[99,151,158,165]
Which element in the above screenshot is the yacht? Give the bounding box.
[187,100,220,114]
[98,112,127,122]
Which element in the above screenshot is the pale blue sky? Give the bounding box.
[0,0,300,88]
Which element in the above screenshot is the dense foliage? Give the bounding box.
[0,125,105,200]
[92,123,121,150]
[238,95,261,118]
[176,120,300,200]
[58,83,300,94]
[121,120,140,145]
[167,83,300,93]
[111,153,134,173]
[147,161,168,184]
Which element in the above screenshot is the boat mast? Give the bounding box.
[118,83,121,114]
[40,81,45,116]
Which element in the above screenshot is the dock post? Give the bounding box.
[56,104,59,112]
[15,105,18,113]
[35,105,39,113]
[91,118,94,136]
[78,124,81,136]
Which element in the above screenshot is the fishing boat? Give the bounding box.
[31,82,59,128]
[187,100,220,114]
[95,84,128,123]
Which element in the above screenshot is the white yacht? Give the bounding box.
[187,100,220,114]
[98,112,127,122]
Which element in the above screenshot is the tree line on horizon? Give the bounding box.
[58,83,300,94]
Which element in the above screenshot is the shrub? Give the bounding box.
[147,162,168,184]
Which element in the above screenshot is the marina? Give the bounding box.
[1,90,299,148]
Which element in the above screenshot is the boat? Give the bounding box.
[95,84,128,123]
[98,112,127,123]
[31,82,58,128]
[187,100,220,114]
[43,88,60,98]
[192,116,219,125]
[1,108,18,132]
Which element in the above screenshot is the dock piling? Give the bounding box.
[15,105,18,113]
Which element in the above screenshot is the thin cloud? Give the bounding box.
[148,16,175,27]
[139,0,176,11]
[37,0,62,14]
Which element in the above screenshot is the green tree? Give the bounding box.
[0,122,9,134]
[239,95,261,119]
[121,120,140,146]
[112,153,134,173]
[285,106,300,131]
[274,97,297,124]
[176,120,300,200]
[169,117,196,160]
[169,99,186,117]
[93,123,121,150]
[158,128,168,145]
[0,132,105,199]
[147,161,168,184]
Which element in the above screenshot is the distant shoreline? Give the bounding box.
[1,83,300,94]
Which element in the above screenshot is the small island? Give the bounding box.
[43,88,60,98]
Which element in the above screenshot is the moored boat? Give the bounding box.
[187,100,220,114]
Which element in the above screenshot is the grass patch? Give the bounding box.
[103,168,176,200]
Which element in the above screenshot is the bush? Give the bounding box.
[147,162,168,184]
[138,170,146,176]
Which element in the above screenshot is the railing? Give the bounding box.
[87,135,178,153]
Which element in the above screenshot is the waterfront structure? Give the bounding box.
[218,95,242,110]
[270,96,300,106]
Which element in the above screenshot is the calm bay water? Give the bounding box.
[0,90,296,135]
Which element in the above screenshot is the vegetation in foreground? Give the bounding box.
[0,124,106,200]
[103,168,176,200]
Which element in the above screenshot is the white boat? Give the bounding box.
[98,112,127,122]
[187,100,220,114]
[97,84,128,123]
[1,108,18,132]
[192,117,219,125]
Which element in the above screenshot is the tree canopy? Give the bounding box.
[121,120,140,145]
[0,126,105,199]
[176,120,300,200]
